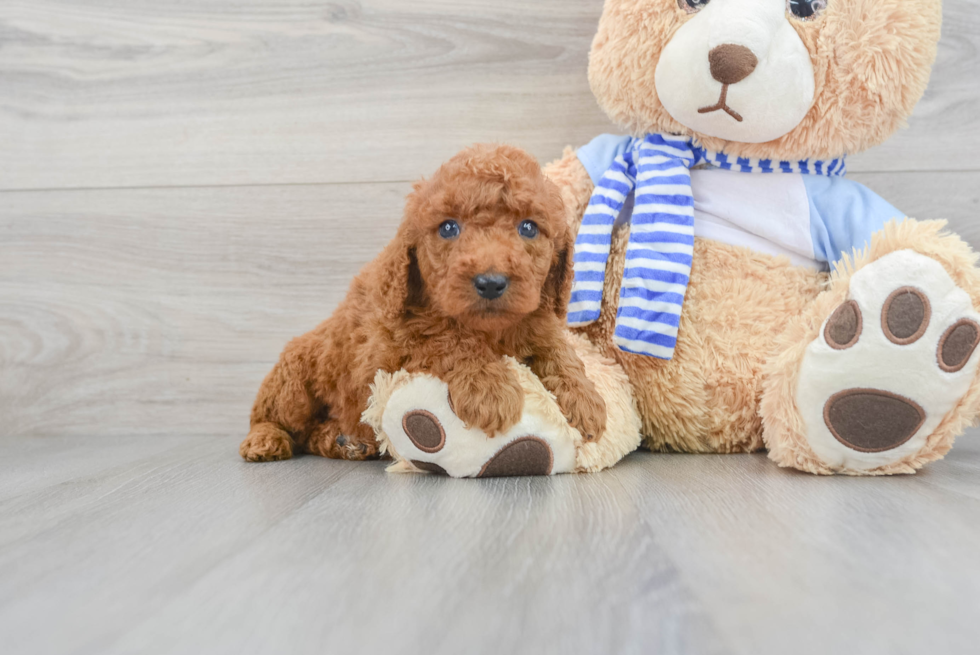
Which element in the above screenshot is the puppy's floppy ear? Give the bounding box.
[375,230,425,321]
[375,179,431,320]
[542,197,576,320]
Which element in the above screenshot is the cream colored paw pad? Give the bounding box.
[401,412,555,477]
[798,250,980,472]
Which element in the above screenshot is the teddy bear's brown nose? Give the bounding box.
[708,44,759,85]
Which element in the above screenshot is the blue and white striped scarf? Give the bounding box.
[567,134,847,360]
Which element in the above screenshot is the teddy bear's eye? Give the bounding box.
[678,0,711,13]
[787,0,827,20]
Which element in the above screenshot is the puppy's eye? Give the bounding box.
[787,0,827,20]
[438,220,460,240]
[678,0,710,14]
[518,220,539,239]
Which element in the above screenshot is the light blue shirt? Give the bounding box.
[577,134,903,265]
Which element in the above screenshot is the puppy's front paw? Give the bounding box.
[555,379,607,442]
[240,423,294,462]
[448,370,524,437]
[306,422,380,461]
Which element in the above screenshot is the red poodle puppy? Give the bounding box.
[240,144,607,462]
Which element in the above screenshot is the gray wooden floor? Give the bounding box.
[3,433,980,655]
[2,1,980,654]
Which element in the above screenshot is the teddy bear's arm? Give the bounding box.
[368,335,643,478]
[806,176,905,265]
[543,147,595,232]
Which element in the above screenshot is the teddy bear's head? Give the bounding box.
[588,0,942,160]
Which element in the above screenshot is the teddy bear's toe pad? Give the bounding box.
[402,410,446,453]
[825,300,863,349]
[939,320,980,372]
[882,287,930,344]
[797,250,980,472]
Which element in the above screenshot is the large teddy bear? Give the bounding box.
[368,0,980,477]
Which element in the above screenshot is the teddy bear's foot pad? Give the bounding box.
[403,413,555,477]
[379,373,576,478]
[824,389,926,453]
[797,250,980,473]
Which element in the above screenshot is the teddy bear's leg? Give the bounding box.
[762,220,980,475]
[362,335,641,477]
[368,368,577,478]
[565,334,645,472]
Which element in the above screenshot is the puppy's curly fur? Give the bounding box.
[241,145,607,462]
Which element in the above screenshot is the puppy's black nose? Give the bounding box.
[473,273,509,300]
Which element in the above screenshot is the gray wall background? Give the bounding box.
[1,0,977,439]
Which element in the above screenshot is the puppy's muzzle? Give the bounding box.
[473,273,509,300]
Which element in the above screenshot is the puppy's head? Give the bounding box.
[378,144,572,332]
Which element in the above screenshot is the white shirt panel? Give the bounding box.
[690,168,824,270]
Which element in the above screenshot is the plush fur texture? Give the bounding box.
[543,147,597,227]
[589,0,942,160]
[578,198,825,452]
[544,149,826,454]
[567,333,645,471]
[240,145,607,462]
